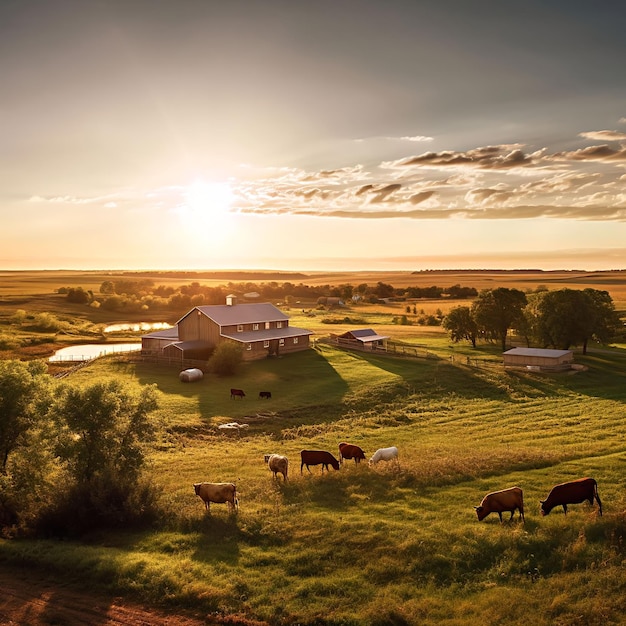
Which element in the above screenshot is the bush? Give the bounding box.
[207,341,244,376]
[35,473,161,537]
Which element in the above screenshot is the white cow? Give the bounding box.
[368,446,399,466]
[265,454,288,481]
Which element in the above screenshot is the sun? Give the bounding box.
[183,180,235,228]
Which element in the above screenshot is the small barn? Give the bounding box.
[503,347,574,371]
[334,328,389,351]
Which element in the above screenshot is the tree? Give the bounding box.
[208,341,244,376]
[471,288,527,351]
[52,380,158,483]
[442,306,478,347]
[0,360,51,475]
[525,288,621,354]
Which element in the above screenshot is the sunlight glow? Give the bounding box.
[184,180,234,227]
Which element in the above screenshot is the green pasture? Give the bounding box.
[2,342,626,624]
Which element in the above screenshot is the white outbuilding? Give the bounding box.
[503,348,574,371]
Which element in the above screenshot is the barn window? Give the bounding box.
[279,338,285,346]
[263,340,270,348]
[293,337,299,344]
[265,322,270,329]
[253,323,259,331]
[246,343,252,351]
[277,322,283,328]
[237,324,243,332]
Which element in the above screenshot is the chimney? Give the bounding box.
[226,294,237,306]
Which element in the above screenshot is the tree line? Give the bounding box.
[442,287,622,353]
[60,280,477,314]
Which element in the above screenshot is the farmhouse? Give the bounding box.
[503,347,574,372]
[141,295,313,362]
[331,328,389,351]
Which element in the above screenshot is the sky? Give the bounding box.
[1,0,626,272]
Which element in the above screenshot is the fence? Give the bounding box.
[321,336,437,361]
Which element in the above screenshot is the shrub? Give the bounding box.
[208,341,244,376]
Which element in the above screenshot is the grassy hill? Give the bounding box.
[2,342,626,625]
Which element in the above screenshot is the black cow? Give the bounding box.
[259,391,272,399]
[230,388,245,399]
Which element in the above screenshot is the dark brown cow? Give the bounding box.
[540,477,602,516]
[474,487,525,523]
[338,442,366,465]
[230,388,245,399]
[300,450,340,474]
[259,391,272,399]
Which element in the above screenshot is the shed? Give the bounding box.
[335,328,389,351]
[179,368,204,382]
[503,348,574,371]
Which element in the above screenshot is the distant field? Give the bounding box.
[2,268,626,299]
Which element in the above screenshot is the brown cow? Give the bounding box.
[193,482,238,513]
[540,477,602,516]
[338,442,366,465]
[474,486,525,523]
[230,388,245,399]
[300,450,340,474]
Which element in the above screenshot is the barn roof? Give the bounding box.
[338,328,389,343]
[179,303,289,326]
[503,348,572,358]
[142,327,179,340]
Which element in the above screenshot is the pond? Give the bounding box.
[49,343,141,362]
[103,322,171,333]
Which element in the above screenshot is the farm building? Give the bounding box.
[331,328,389,351]
[142,295,313,363]
[503,347,574,371]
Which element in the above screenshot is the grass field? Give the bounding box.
[1,270,626,624]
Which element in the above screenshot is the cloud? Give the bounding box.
[579,130,626,142]
[550,145,626,162]
[398,135,434,142]
[392,145,536,169]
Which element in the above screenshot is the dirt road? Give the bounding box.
[0,566,266,626]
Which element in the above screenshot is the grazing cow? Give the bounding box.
[540,477,602,516]
[300,449,340,474]
[368,446,399,466]
[474,487,525,523]
[193,482,238,513]
[259,391,272,399]
[338,442,366,465]
[230,388,245,399]
[265,453,288,481]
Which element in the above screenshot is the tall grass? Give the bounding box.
[2,343,626,624]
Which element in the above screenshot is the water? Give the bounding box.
[49,343,141,362]
[103,322,171,333]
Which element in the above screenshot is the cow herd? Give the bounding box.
[193,442,603,523]
[229,388,272,400]
[475,477,602,523]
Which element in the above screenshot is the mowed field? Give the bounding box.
[1,270,626,625]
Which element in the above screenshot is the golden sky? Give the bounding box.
[1,1,625,271]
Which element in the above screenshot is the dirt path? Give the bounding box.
[0,566,266,626]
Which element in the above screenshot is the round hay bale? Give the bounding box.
[179,368,204,382]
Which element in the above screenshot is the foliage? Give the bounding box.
[0,360,51,474]
[442,305,478,347]
[525,288,621,353]
[472,287,528,351]
[51,379,159,483]
[207,341,244,376]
